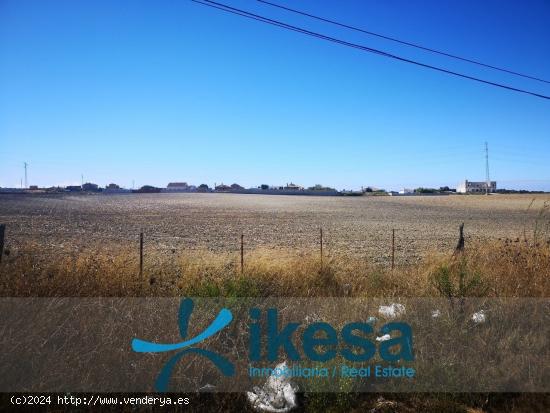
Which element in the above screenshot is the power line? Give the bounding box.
[192,0,550,101]
[257,0,550,85]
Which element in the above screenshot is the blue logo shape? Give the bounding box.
[131,298,235,391]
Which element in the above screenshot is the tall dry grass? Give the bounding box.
[1,238,548,298]
[1,236,549,412]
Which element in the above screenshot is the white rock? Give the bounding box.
[247,362,297,412]
[342,283,352,296]
[431,309,441,318]
[472,310,486,324]
[304,313,321,323]
[378,303,405,319]
[376,334,391,342]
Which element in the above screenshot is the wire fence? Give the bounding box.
[0,221,493,273]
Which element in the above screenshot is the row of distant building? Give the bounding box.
[394,180,497,195]
[0,180,499,195]
[67,182,341,195]
[0,181,338,195]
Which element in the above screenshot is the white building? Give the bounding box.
[457,180,496,194]
[399,188,414,195]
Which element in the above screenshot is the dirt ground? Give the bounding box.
[0,193,548,263]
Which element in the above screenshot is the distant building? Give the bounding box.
[214,184,232,192]
[166,182,190,192]
[399,188,414,195]
[82,182,99,192]
[0,188,25,193]
[65,185,82,192]
[309,184,336,191]
[284,183,303,190]
[457,180,496,194]
[45,186,65,193]
[104,183,129,193]
[29,185,39,190]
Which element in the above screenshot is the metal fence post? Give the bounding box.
[320,227,323,268]
[240,234,244,274]
[455,223,465,253]
[391,229,395,270]
[0,224,5,263]
[139,232,144,277]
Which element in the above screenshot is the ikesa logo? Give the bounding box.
[249,307,413,363]
[132,299,413,391]
[131,298,234,392]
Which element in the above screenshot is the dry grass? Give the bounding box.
[1,238,548,298]
[1,245,548,413]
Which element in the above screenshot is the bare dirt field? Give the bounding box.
[0,193,548,264]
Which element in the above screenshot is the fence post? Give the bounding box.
[240,234,244,274]
[0,224,5,264]
[455,223,465,253]
[139,232,144,277]
[320,227,323,268]
[391,229,395,270]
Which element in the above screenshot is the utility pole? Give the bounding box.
[81,174,84,187]
[485,142,490,195]
[23,162,28,188]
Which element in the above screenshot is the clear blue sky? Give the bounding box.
[1,0,549,191]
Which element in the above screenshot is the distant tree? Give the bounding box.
[307,184,336,191]
[198,184,209,189]
[137,185,160,193]
[415,187,437,194]
[260,184,269,190]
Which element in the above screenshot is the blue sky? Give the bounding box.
[1,0,549,191]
